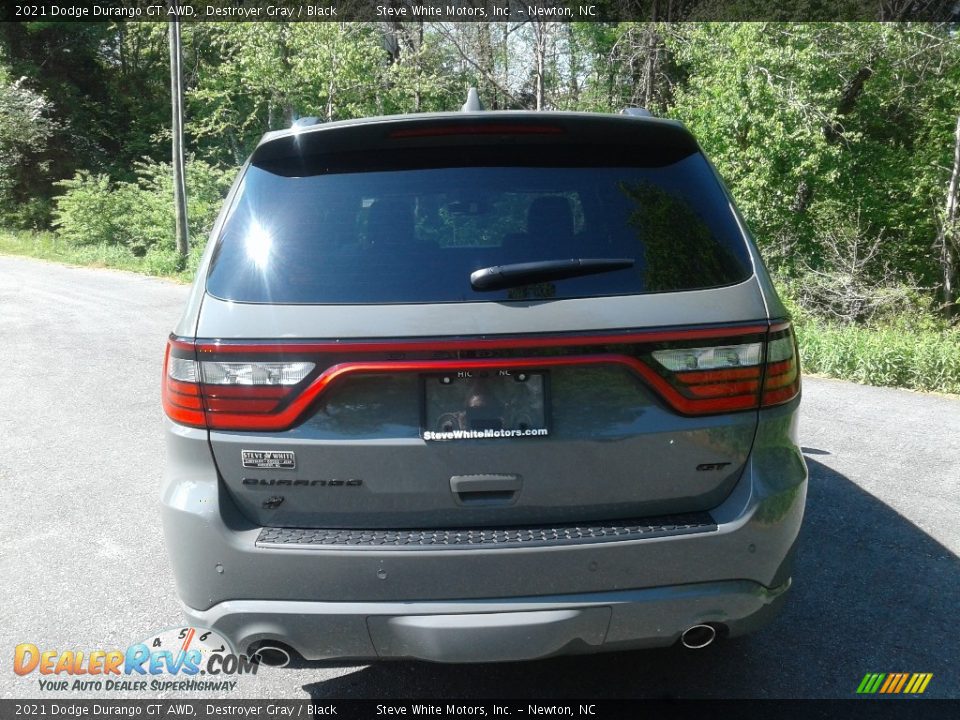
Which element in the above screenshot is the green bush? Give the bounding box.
[0,196,54,230]
[50,172,120,247]
[184,240,207,276]
[52,159,233,260]
[142,247,184,276]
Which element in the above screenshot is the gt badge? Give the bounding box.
[242,450,296,470]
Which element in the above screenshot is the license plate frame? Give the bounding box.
[420,369,550,441]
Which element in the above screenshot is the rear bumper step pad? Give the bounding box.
[255,512,716,550]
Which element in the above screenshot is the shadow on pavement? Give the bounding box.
[299,457,957,699]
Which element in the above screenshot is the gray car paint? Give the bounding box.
[162,400,804,658]
[182,582,789,663]
[212,367,758,529]
[192,277,769,339]
[162,401,804,603]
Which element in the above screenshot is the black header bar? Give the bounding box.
[0,699,958,720]
[3,0,959,23]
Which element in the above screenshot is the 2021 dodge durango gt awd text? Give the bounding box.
[160,107,807,664]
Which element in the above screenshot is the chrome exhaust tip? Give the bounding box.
[250,645,292,667]
[680,624,717,649]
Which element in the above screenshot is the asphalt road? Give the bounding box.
[0,255,957,700]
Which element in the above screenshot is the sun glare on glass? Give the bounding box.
[244,221,272,270]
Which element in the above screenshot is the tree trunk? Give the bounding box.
[414,21,423,112]
[501,22,509,110]
[642,3,659,109]
[381,20,401,64]
[940,114,960,316]
[533,21,547,111]
[277,25,295,126]
[477,23,494,108]
[824,59,875,144]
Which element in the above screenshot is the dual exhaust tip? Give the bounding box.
[248,644,293,668]
[680,624,718,650]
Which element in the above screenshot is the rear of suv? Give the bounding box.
[161,104,806,663]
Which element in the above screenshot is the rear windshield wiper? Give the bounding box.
[470,258,635,292]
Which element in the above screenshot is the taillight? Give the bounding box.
[162,340,206,428]
[648,341,764,413]
[645,323,800,413]
[162,323,800,431]
[162,338,315,430]
[761,323,801,407]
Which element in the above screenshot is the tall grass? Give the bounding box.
[794,318,960,395]
[0,228,201,280]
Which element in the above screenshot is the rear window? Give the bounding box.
[207,146,752,304]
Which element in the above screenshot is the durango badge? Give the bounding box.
[241,450,295,470]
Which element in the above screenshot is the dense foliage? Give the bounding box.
[52,160,232,256]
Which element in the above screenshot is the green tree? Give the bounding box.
[0,22,169,223]
[0,65,57,226]
[666,22,960,307]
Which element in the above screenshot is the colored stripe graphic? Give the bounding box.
[857,673,933,694]
[904,673,934,694]
[893,673,909,693]
[857,673,885,694]
[879,674,897,693]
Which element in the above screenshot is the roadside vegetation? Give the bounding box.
[0,227,200,280]
[780,285,960,394]
[0,21,958,393]
[797,319,960,394]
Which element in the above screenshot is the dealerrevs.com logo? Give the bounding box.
[13,627,261,693]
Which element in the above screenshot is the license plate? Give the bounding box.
[421,370,549,441]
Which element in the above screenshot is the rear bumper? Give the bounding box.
[161,400,806,661]
[183,579,789,662]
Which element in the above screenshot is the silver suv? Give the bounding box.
[161,103,806,663]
